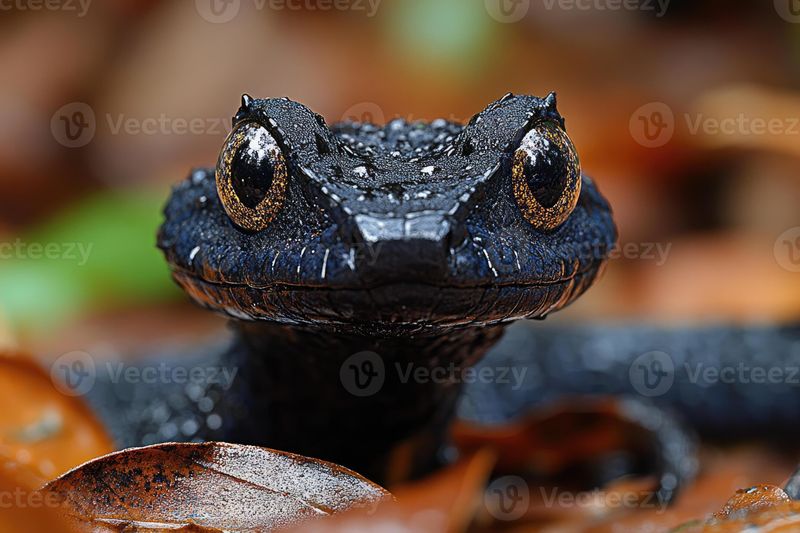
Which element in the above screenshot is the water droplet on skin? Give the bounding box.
[191,170,207,184]
[207,414,223,431]
[181,418,199,436]
[198,397,214,413]
[160,422,178,439]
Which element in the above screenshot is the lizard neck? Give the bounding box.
[230,322,506,484]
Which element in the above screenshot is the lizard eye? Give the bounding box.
[216,121,288,232]
[512,121,581,232]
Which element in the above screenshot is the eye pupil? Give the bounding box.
[520,146,568,209]
[230,144,275,209]
[512,122,581,232]
[217,121,288,232]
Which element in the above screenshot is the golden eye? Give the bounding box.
[216,122,288,232]
[512,122,581,232]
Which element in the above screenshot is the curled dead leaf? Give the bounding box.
[0,454,73,533]
[0,353,112,480]
[41,442,392,532]
[282,450,496,533]
[672,484,800,533]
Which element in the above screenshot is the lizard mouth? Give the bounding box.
[169,259,606,335]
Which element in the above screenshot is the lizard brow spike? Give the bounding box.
[544,91,558,110]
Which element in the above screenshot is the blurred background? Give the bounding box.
[1,2,800,530]
[0,0,799,354]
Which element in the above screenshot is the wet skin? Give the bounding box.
[159,93,617,337]
[157,93,618,482]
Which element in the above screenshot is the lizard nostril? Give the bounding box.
[348,212,456,284]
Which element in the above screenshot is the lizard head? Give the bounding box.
[158,93,617,335]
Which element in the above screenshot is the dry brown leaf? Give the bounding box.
[0,453,73,533]
[0,353,112,480]
[583,446,797,533]
[41,442,391,532]
[673,495,800,533]
[283,449,496,533]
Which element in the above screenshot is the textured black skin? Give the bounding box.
[89,323,800,448]
[151,94,714,493]
[87,322,800,494]
[158,94,616,336]
[463,322,800,437]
